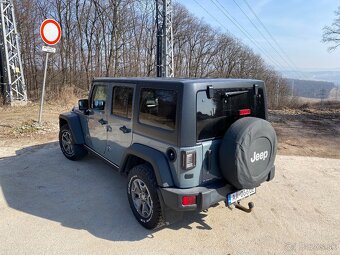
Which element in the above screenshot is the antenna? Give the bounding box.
[0,0,27,105]
[156,0,174,78]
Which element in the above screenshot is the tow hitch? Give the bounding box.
[228,201,254,213]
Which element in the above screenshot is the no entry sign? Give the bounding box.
[40,19,61,45]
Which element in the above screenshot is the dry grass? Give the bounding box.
[278,96,340,111]
[0,93,4,106]
[44,85,88,104]
[1,84,87,107]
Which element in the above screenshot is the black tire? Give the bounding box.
[59,124,87,161]
[219,117,277,189]
[127,164,164,229]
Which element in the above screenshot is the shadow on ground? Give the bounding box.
[0,142,212,241]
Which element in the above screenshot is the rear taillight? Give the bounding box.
[182,196,197,206]
[239,108,251,116]
[181,151,196,170]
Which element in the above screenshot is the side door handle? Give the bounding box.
[106,125,112,132]
[119,125,131,134]
[98,118,108,125]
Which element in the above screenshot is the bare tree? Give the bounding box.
[322,6,340,51]
[12,0,290,108]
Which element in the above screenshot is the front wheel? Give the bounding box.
[127,164,164,229]
[59,124,87,160]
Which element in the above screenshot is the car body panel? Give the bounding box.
[105,83,135,165]
[86,84,108,155]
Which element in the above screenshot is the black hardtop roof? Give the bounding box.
[93,77,262,85]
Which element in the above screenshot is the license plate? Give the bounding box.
[227,188,256,205]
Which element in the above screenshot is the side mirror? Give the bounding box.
[78,99,89,111]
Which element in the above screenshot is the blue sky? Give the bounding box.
[180,0,340,72]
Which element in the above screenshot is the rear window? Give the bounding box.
[139,88,177,131]
[197,88,261,141]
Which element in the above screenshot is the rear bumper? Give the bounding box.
[160,166,275,212]
[160,181,235,211]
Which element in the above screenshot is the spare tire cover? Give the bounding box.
[219,117,277,189]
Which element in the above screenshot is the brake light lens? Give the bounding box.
[181,151,196,170]
[239,108,251,116]
[182,196,197,206]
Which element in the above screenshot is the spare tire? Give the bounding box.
[219,117,277,189]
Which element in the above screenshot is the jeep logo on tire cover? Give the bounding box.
[250,151,268,163]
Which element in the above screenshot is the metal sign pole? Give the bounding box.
[38,18,61,125]
[38,52,49,125]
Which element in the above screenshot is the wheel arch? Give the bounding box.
[59,112,85,145]
[120,144,174,188]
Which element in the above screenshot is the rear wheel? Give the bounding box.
[59,124,87,160]
[127,164,164,229]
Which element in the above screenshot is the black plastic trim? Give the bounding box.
[166,147,177,162]
[160,180,234,211]
[120,143,174,188]
[59,112,85,144]
[84,144,120,170]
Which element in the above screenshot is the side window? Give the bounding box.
[112,86,133,119]
[139,88,177,131]
[91,85,107,110]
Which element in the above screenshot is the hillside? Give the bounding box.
[282,70,340,84]
[285,78,336,99]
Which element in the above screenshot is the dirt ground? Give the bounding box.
[269,104,340,159]
[0,101,73,153]
[0,141,339,255]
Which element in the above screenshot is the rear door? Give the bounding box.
[106,84,135,165]
[197,85,265,183]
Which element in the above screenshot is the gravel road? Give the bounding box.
[0,142,339,255]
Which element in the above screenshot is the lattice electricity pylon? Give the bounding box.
[156,0,174,78]
[0,0,27,105]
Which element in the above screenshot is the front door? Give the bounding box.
[87,84,108,155]
[106,84,134,165]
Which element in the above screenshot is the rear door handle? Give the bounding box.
[119,125,131,134]
[98,118,108,125]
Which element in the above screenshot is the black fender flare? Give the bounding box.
[59,112,85,145]
[120,144,174,188]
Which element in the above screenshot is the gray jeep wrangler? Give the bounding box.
[59,78,277,229]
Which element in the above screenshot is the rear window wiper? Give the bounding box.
[223,90,248,98]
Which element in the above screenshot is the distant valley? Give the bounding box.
[281,69,339,99]
[282,69,340,85]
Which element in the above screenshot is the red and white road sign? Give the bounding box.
[40,19,61,45]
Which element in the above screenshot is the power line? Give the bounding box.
[209,0,290,72]
[231,0,305,79]
[242,0,308,79]
[192,0,231,35]
[193,0,280,69]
